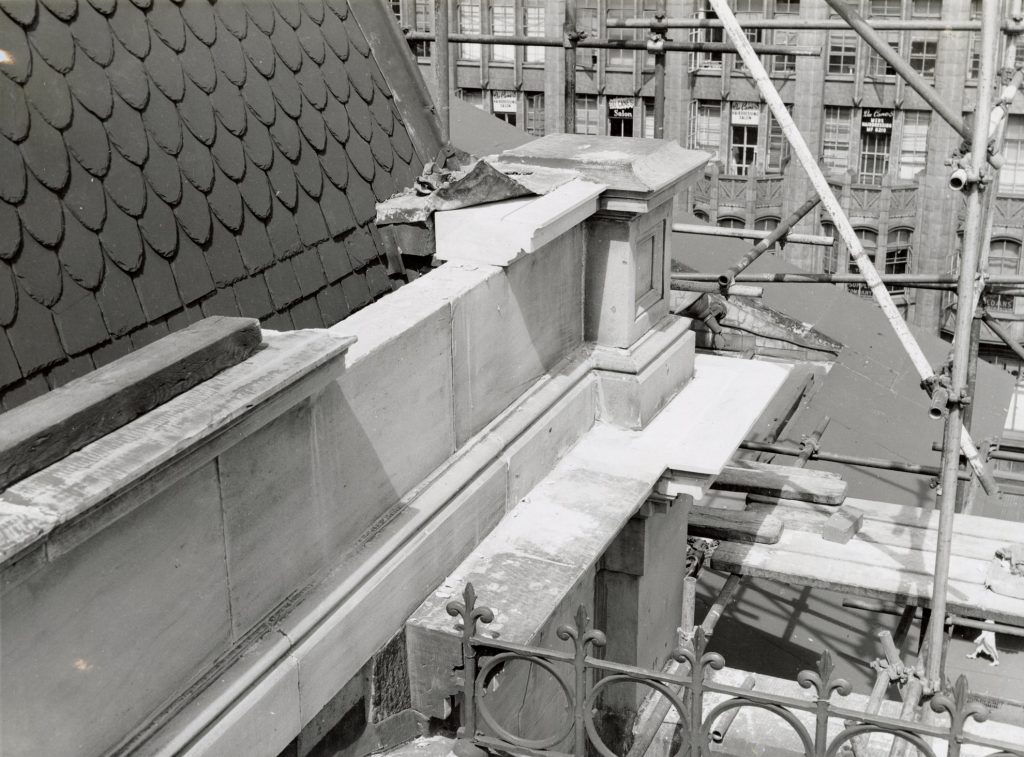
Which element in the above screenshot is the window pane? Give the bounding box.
[688,100,721,159]
[912,0,942,17]
[577,1,598,69]
[606,0,635,69]
[772,29,798,74]
[413,0,432,57]
[899,111,930,179]
[823,106,853,172]
[848,228,878,296]
[989,239,1021,310]
[909,33,938,80]
[526,93,545,136]
[1001,116,1024,194]
[828,31,857,75]
[730,123,758,176]
[491,0,514,62]
[859,111,892,185]
[766,108,790,173]
[524,0,545,63]
[821,222,840,274]
[458,3,480,60]
[866,31,898,79]
[575,95,598,136]
[885,228,912,294]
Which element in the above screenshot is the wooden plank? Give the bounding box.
[712,460,847,504]
[689,506,784,544]
[0,317,262,493]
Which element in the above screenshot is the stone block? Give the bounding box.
[452,227,584,445]
[823,505,865,544]
[0,463,231,757]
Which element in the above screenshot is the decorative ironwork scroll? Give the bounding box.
[445,582,1024,757]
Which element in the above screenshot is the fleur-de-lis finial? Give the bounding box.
[931,674,989,735]
[671,626,725,675]
[446,582,495,638]
[797,650,852,700]
[556,605,607,655]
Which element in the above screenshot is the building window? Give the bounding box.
[909,33,938,80]
[642,98,655,137]
[457,2,481,61]
[885,228,912,294]
[772,29,798,74]
[526,93,545,136]
[822,106,853,172]
[866,31,898,79]
[576,95,599,136]
[607,0,635,70]
[694,209,710,222]
[524,0,545,64]
[642,0,658,70]
[730,122,758,176]
[457,88,485,109]
[755,217,779,232]
[859,110,892,185]
[912,0,942,17]
[776,0,800,13]
[688,100,721,159]
[969,0,981,79]
[608,97,635,137]
[870,0,901,16]
[492,90,517,125]
[718,216,745,229]
[491,0,514,63]
[577,0,599,69]
[989,239,1022,311]
[1001,116,1024,195]
[766,109,790,173]
[734,20,763,71]
[848,228,878,296]
[690,2,723,71]
[828,31,857,75]
[898,111,929,180]
[821,221,840,274]
[413,0,432,58]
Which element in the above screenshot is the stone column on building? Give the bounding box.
[498,135,710,428]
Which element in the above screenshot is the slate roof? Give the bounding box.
[0,0,429,411]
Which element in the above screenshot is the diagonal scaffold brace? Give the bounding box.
[704,0,998,501]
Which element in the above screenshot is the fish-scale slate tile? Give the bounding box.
[1,0,427,411]
[0,332,21,390]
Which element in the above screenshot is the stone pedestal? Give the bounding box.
[499,136,709,429]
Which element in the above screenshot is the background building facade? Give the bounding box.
[390,0,1024,377]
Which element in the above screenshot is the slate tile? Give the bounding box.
[238,155,272,220]
[244,0,277,36]
[18,171,64,247]
[106,37,150,110]
[107,93,148,165]
[322,52,350,105]
[319,177,356,237]
[104,149,147,217]
[142,84,184,154]
[99,200,144,273]
[128,319,171,349]
[181,0,218,46]
[238,205,275,272]
[369,121,393,171]
[340,270,371,313]
[206,217,248,286]
[210,69,248,137]
[28,4,75,74]
[174,178,213,245]
[88,0,116,17]
[134,243,183,321]
[391,116,414,164]
[315,281,348,325]
[242,20,276,78]
[65,99,111,178]
[298,0,325,24]
[64,155,107,231]
[22,105,71,190]
[46,354,97,390]
[366,261,393,299]
[0,330,22,390]
[71,0,114,63]
[108,0,150,58]
[142,134,183,204]
[138,183,178,257]
[289,295,324,329]
[0,134,27,204]
[266,146,298,209]
[208,163,244,232]
[269,112,302,166]
[95,255,146,336]
[172,232,216,304]
[296,12,325,64]
[146,0,186,52]
[294,187,329,246]
[145,31,187,102]
[370,86,394,136]
[3,376,50,410]
[13,234,62,307]
[0,0,36,25]
[217,0,249,39]
[291,246,326,297]
[272,0,302,29]
[242,108,274,167]
[180,75,218,145]
[200,287,241,318]
[232,272,275,318]
[343,225,379,270]
[212,16,247,85]
[0,202,20,262]
[268,59,302,118]
[7,288,65,374]
[0,11,31,83]
[264,260,302,308]
[296,96,327,149]
[179,126,215,191]
[90,336,133,368]
[324,0,348,21]
[270,13,303,71]
[180,24,218,94]
[0,264,17,327]
[344,14,370,58]
[347,64,374,108]
[294,137,323,198]
[164,307,191,333]
[261,310,294,331]
[343,161,377,225]
[51,275,109,355]
[60,204,105,290]
[320,7,349,62]
[371,168,396,204]
[317,237,352,283]
[320,133,349,190]
[211,121,246,181]
[0,74,30,142]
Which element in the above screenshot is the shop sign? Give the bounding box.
[730,102,760,126]
[492,91,517,113]
[861,108,893,134]
[609,97,634,119]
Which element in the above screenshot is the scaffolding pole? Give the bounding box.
[607,17,993,31]
[718,196,821,286]
[433,0,450,144]
[672,223,835,246]
[564,0,577,134]
[653,0,666,139]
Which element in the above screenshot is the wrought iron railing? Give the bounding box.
[446,583,1024,757]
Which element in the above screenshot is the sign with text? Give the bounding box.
[731,102,760,126]
[609,97,634,119]
[861,108,893,134]
[492,91,517,113]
